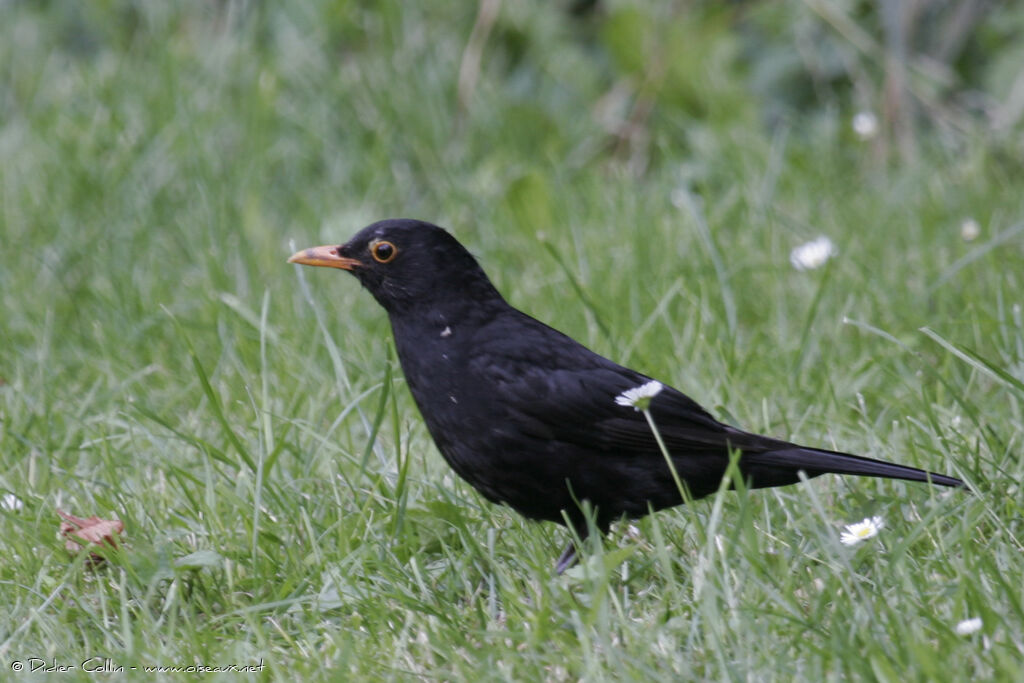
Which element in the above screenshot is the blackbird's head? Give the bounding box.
[288,219,501,314]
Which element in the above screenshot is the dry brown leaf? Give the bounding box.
[57,509,124,564]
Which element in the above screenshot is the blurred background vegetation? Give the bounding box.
[4,0,1022,354]
[2,0,1022,679]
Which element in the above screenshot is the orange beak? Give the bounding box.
[287,245,362,271]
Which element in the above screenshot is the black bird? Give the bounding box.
[289,219,965,572]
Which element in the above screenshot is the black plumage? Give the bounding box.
[289,219,965,572]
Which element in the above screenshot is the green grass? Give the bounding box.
[2,2,1023,680]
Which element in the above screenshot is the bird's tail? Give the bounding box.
[746,447,966,489]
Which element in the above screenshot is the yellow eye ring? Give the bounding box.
[370,240,398,263]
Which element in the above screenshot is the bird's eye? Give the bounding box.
[370,240,397,264]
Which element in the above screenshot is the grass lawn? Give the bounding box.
[2,2,1022,680]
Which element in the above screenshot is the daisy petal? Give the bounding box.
[839,516,884,546]
[955,617,982,636]
[615,381,664,412]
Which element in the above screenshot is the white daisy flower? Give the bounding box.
[615,381,663,412]
[955,617,982,636]
[790,236,837,271]
[852,111,879,140]
[960,218,980,242]
[839,516,884,546]
[1,493,23,511]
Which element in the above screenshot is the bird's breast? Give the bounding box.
[391,318,471,414]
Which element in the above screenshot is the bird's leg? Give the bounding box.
[554,514,609,574]
[554,541,579,575]
[555,503,594,575]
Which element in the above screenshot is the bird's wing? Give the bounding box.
[469,313,779,457]
[505,365,784,455]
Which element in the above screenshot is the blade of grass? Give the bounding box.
[165,309,256,473]
[672,185,737,337]
[920,326,1024,397]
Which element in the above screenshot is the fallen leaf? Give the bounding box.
[57,509,124,565]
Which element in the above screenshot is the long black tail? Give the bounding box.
[746,447,966,489]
